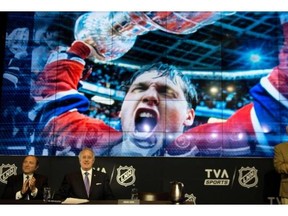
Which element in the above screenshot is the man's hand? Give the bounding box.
[79,39,105,61]
[28,177,37,192]
[21,178,29,194]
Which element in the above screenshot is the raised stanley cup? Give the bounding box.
[74,12,138,61]
[74,11,235,61]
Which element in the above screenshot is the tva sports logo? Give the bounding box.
[116,165,136,187]
[203,166,258,188]
[0,164,17,184]
[204,169,230,186]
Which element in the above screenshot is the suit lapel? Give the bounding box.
[16,175,24,191]
[78,170,90,198]
[89,170,99,197]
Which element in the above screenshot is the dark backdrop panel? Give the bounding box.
[0,156,281,204]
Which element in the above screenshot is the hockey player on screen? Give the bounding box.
[30,13,288,157]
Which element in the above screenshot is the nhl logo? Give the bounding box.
[0,164,17,184]
[238,166,258,188]
[184,193,197,204]
[116,165,136,187]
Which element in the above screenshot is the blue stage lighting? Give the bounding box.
[249,53,261,63]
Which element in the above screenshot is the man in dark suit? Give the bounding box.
[273,125,288,204]
[1,155,48,200]
[54,147,115,200]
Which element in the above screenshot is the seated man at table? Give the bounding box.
[54,147,115,200]
[1,155,48,200]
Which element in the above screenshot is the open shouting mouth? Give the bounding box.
[133,108,158,140]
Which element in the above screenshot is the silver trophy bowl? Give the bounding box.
[74,12,137,61]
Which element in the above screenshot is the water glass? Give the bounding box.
[131,187,139,200]
[43,187,51,202]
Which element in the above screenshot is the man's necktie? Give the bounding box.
[84,172,90,197]
[25,175,30,200]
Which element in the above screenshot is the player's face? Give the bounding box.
[22,156,38,175]
[79,149,95,171]
[120,70,195,141]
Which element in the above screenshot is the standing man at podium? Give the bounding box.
[273,126,288,204]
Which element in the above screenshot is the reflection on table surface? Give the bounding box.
[0,199,194,205]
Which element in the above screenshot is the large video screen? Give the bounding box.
[0,12,287,157]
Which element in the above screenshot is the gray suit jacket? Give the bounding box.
[274,142,288,198]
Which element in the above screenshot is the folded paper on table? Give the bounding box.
[62,197,89,204]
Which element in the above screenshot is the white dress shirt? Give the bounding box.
[81,168,92,185]
[15,174,38,200]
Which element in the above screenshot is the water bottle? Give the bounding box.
[131,185,139,200]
